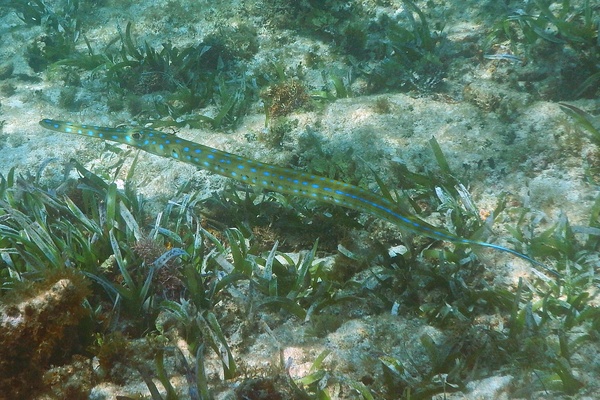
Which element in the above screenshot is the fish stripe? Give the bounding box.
[39,118,557,275]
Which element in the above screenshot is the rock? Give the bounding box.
[0,273,90,398]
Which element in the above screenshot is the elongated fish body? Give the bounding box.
[39,118,556,275]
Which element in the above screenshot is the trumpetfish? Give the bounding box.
[39,118,558,276]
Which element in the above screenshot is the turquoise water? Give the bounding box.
[0,1,598,398]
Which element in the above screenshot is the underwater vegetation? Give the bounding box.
[365,0,447,93]
[261,79,310,118]
[266,0,598,99]
[486,0,599,100]
[3,0,452,134]
[559,102,600,145]
[266,0,447,94]
[3,0,596,137]
[1,0,256,129]
[0,0,83,73]
[0,155,341,398]
[102,22,255,129]
[3,123,600,397]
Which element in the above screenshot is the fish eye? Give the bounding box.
[132,132,142,140]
